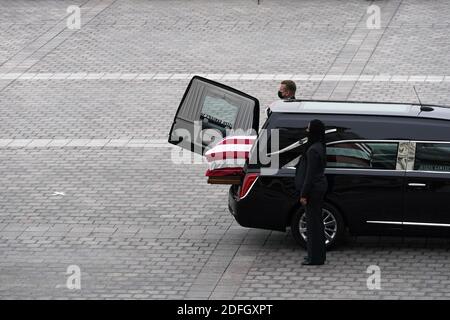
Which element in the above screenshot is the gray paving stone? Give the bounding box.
[2,0,450,300]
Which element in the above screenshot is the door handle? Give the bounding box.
[408,183,427,187]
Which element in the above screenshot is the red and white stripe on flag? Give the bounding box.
[205,135,257,176]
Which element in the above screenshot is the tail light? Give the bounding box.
[239,173,259,199]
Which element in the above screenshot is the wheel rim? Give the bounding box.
[299,208,338,245]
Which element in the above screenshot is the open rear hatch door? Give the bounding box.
[168,76,259,184]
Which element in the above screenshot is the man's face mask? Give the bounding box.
[278,91,284,99]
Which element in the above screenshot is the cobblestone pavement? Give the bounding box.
[1,0,450,299]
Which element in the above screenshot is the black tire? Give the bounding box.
[290,202,345,250]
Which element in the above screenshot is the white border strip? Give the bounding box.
[1,73,450,82]
[0,139,171,148]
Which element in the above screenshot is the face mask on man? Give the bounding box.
[278,91,284,99]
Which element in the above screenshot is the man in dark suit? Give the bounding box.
[295,119,328,265]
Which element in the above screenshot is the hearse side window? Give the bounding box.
[269,125,348,169]
[266,127,308,168]
[327,142,398,170]
[414,143,450,172]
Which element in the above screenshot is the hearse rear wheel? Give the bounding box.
[291,203,345,250]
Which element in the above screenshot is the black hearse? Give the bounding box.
[169,76,450,248]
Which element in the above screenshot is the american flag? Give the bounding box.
[205,135,256,177]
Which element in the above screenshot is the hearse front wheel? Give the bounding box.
[290,203,345,250]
